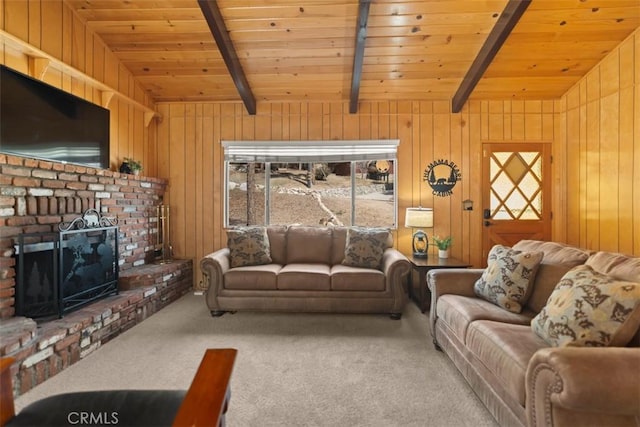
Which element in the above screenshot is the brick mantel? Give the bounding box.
[0,153,168,318]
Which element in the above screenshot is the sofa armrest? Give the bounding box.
[427,268,483,299]
[381,248,411,314]
[427,269,484,344]
[526,347,640,427]
[200,248,231,311]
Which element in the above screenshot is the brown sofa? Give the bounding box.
[428,240,640,427]
[200,225,411,318]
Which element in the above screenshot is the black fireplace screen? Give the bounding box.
[15,233,59,318]
[60,227,118,314]
[15,221,119,319]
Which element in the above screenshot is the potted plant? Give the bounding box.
[431,235,452,259]
[121,157,142,176]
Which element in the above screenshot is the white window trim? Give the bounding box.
[222,139,399,163]
[223,140,399,227]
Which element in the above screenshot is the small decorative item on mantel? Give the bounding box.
[119,157,142,176]
[431,235,452,259]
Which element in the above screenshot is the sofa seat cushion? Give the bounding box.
[225,264,281,290]
[466,320,548,406]
[277,264,331,291]
[437,295,534,344]
[330,265,385,291]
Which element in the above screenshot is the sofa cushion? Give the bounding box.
[513,240,591,313]
[266,225,288,265]
[224,265,280,290]
[531,265,640,347]
[277,264,331,290]
[586,251,640,283]
[330,265,385,291]
[286,226,333,264]
[342,227,390,269]
[226,226,272,268]
[331,227,349,265]
[332,227,393,265]
[587,253,640,348]
[466,320,548,406]
[525,264,582,315]
[512,240,591,266]
[436,295,535,344]
[474,245,543,313]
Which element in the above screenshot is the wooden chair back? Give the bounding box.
[0,349,236,427]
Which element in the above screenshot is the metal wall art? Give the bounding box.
[423,159,462,197]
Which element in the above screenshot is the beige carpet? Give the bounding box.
[15,293,497,427]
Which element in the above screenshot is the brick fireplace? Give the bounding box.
[0,153,168,317]
[0,153,193,396]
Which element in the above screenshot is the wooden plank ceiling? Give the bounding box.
[68,0,640,111]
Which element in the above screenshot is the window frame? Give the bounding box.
[222,140,399,229]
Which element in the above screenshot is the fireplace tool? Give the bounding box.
[156,205,172,264]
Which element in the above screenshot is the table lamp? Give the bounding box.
[405,207,433,258]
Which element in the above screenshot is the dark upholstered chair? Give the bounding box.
[1,348,236,427]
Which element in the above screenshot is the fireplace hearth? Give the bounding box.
[14,210,119,319]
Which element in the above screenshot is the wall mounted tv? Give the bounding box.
[0,65,110,169]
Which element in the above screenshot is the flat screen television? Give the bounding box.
[0,65,110,169]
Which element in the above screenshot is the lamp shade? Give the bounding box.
[405,207,433,228]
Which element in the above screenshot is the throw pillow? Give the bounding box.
[226,226,272,268]
[473,245,543,313]
[531,265,640,347]
[342,227,389,269]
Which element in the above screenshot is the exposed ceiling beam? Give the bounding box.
[198,0,256,115]
[349,0,371,114]
[451,0,531,113]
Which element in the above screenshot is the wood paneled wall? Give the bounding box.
[3,0,636,291]
[0,0,155,172]
[556,28,639,256]
[155,100,560,287]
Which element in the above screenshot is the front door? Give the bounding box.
[482,143,551,261]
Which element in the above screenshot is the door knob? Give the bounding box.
[484,220,492,227]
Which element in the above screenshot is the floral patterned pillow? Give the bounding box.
[531,265,640,347]
[474,245,544,313]
[342,227,390,270]
[226,226,272,268]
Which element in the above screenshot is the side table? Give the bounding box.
[408,256,471,312]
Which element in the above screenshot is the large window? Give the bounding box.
[224,141,398,228]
